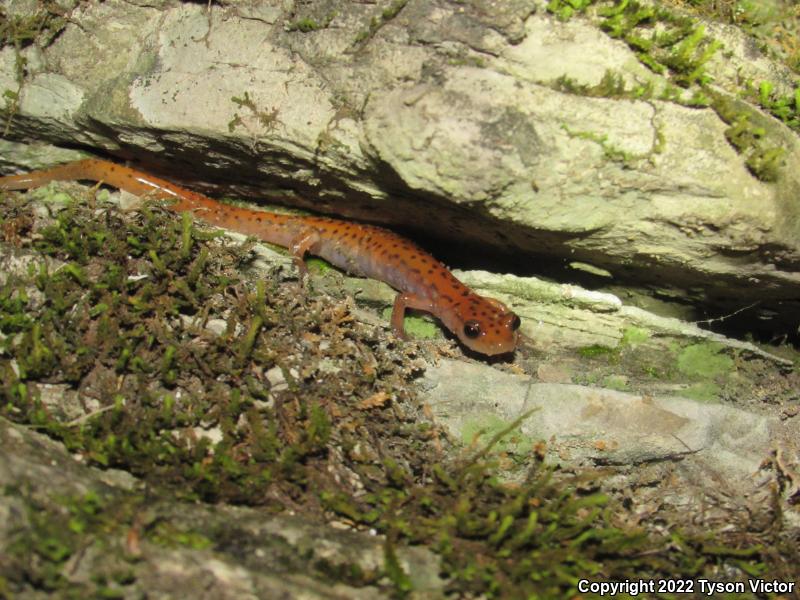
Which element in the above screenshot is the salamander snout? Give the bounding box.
[455,296,521,356]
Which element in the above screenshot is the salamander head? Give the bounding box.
[451,294,521,356]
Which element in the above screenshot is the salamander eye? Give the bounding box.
[463,320,481,339]
[510,314,521,331]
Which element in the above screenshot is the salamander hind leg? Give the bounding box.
[391,292,434,340]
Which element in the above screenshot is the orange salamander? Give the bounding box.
[0,159,521,355]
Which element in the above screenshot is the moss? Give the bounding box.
[669,0,800,75]
[754,81,800,132]
[745,145,785,181]
[381,0,407,21]
[0,5,67,135]
[382,538,413,595]
[548,0,794,182]
[461,413,531,454]
[547,0,594,21]
[2,185,795,598]
[560,123,645,166]
[285,10,337,33]
[677,342,735,378]
[711,92,789,181]
[305,256,334,274]
[351,0,408,47]
[286,18,320,33]
[578,343,617,359]
[551,1,722,90]
[661,25,722,86]
[5,489,139,595]
[1,192,369,505]
[620,325,650,347]
[602,374,629,390]
[149,522,214,550]
[683,381,721,402]
[380,307,440,340]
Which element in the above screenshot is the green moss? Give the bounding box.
[2,184,793,598]
[683,381,721,402]
[547,0,593,21]
[0,193,346,505]
[552,0,794,182]
[750,80,800,132]
[561,123,642,165]
[546,0,795,182]
[602,374,629,390]
[461,414,531,454]
[596,1,721,88]
[381,307,440,339]
[599,0,656,39]
[382,538,413,595]
[551,0,728,111]
[150,522,214,550]
[711,92,788,182]
[305,256,334,274]
[285,11,337,33]
[352,0,408,46]
[5,489,139,595]
[555,71,628,98]
[578,343,616,358]
[620,326,650,347]
[677,342,734,378]
[0,6,67,134]
[745,145,785,181]
[661,25,722,86]
[381,0,407,21]
[286,18,320,33]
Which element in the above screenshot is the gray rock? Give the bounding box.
[0,417,444,598]
[422,357,799,526]
[0,0,797,333]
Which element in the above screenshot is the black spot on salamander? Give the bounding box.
[427,268,434,274]
[391,253,400,259]
[255,216,262,222]
[410,267,421,274]
[461,290,470,297]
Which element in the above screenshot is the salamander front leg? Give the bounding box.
[391,292,434,339]
[289,229,321,284]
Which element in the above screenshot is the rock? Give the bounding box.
[0,417,444,598]
[2,0,800,591]
[0,0,797,335]
[422,358,799,524]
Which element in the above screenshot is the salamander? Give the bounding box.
[0,159,521,355]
